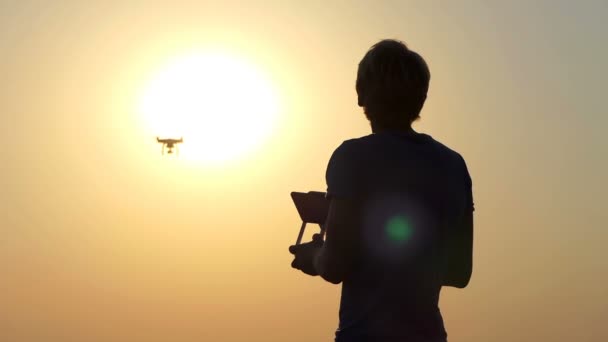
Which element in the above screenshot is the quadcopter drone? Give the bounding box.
[156,137,183,155]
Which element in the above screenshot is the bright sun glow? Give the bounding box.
[138,52,280,164]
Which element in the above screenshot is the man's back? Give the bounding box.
[325,130,473,341]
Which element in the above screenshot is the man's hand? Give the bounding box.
[289,233,324,276]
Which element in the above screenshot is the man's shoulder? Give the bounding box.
[332,132,469,167]
[329,135,372,158]
[338,134,374,147]
[334,133,394,151]
[338,133,463,158]
[426,136,465,162]
[427,137,472,188]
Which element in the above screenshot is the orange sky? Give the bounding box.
[1,1,607,341]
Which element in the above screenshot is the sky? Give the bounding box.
[1,1,607,341]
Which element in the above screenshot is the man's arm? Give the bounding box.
[441,209,473,288]
[313,197,359,284]
[287,140,360,283]
[442,158,474,288]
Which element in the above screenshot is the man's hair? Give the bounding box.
[356,39,430,127]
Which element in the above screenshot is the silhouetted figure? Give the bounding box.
[289,39,474,342]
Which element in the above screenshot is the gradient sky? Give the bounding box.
[1,1,607,341]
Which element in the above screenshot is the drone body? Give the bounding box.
[156,137,183,155]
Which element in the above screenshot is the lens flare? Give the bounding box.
[385,215,412,244]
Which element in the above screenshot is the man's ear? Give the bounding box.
[412,93,427,117]
[419,93,427,109]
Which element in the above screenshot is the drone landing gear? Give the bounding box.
[160,144,179,156]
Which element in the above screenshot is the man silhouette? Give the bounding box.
[289,39,474,342]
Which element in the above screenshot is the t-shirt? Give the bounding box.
[325,130,473,341]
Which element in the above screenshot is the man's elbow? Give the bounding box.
[444,266,472,288]
[319,270,343,284]
[449,276,470,289]
[314,252,345,284]
[317,260,345,284]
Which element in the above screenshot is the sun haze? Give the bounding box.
[0,1,606,342]
[138,51,280,164]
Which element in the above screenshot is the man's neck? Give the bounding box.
[371,123,416,135]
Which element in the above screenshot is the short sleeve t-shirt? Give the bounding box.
[325,131,473,341]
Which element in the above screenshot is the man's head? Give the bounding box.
[356,39,430,130]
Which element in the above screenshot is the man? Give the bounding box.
[289,39,474,342]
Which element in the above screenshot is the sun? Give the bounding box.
[137,51,280,164]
